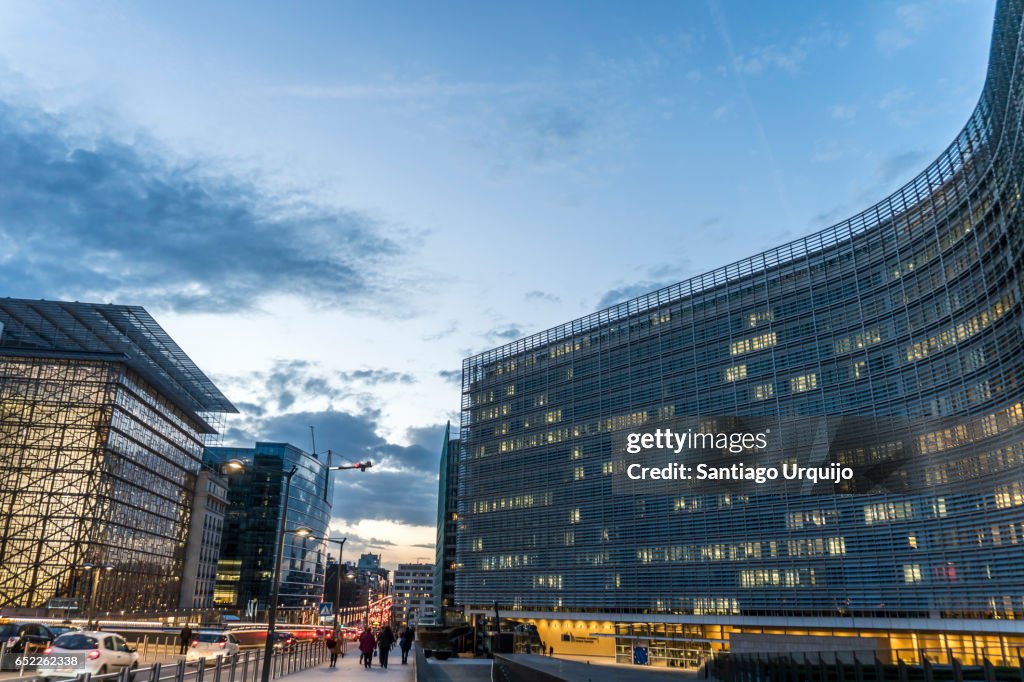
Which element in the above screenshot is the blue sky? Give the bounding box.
[0,0,996,566]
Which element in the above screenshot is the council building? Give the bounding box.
[0,299,236,613]
[455,0,1024,669]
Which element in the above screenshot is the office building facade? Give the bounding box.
[393,563,436,626]
[0,299,236,613]
[206,443,330,615]
[434,423,460,624]
[457,0,1024,667]
[179,467,229,610]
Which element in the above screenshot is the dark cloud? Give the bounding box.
[524,290,560,304]
[412,543,436,549]
[0,101,399,312]
[595,281,671,310]
[225,408,444,527]
[339,369,416,385]
[436,369,461,384]
[487,326,523,342]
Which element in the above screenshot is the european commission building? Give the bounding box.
[457,0,1024,668]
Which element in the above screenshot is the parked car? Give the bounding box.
[36,631,138,680]
[0,621,55,654]
[186,631,240,664]
[46,624,82,639]
[271,632,295,652]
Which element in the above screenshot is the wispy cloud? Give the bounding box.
[876,3,930,56]
[524,290,561,304]
[0,101,400,313]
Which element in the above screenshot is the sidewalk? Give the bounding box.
[282,649,414,682]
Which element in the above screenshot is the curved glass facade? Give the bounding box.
[457,0,1024,653]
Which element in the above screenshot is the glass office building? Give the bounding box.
[0,299,236,612]
[206,443,330,615]
[457,0,1024,667]
[434,423,461,624]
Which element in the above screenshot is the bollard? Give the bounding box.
[196,659,205,682]
[951,656,963,682]
[175,658,186,682]
[150,662,162,682]
[213,655,223,682]
[984,658,996,682]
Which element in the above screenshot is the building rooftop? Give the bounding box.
[0,298,237,418]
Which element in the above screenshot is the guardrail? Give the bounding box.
[1,639,326,682]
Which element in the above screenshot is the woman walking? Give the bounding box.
[325,630,339,668]
[377,625,396,669]
[358,626,376,669]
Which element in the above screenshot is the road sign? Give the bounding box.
[319,602,333,618]
[47,598,80,610]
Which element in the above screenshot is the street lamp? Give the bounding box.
[288,529,347,633]
[82,562,114,629]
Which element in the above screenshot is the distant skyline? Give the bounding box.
[0,0,996,568]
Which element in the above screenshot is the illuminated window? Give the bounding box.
[731,332,777,356]
[748,310,773,327]
[863,501,914,525]
[725,365,747,382]
[753,384,774,401]
[506,384,516,396]
[852,361,866,379]
[570,508,581,524]
[908,534,918,549]
[790,373,818,393]
[573,466,585,481]
[545,410,562,424]
[903,564,923,583]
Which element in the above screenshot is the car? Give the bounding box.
[0,621,55,654]
[186,631,240,664]
[270,632,295,652]
[36,631,138,680]
[46,624,82,639]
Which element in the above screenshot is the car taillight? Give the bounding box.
[87,650,101,660]
[43,647,53,655]
[191,640,198,647]
[219,642,226,648]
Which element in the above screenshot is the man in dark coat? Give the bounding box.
[179,625,193,655]
[399,626,415,664]
[377,625,396,669]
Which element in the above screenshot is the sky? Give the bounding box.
[0,0,997,569]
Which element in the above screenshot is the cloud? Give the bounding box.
[486,326,523,342]
[339,369,416,385]
[828,104,857,120]
[225,408,445,528]
[876,3,929,56]
[510,102,590,165]
[595,281,672,310]
[437,369,462,385]
[524,290,561,304]
[0,101,400,313]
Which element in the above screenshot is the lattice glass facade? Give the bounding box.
[457,0,1024,644]
[0,300,235,612]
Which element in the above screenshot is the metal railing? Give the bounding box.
[1,639,326,682]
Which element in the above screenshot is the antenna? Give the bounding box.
[310,425,317,455]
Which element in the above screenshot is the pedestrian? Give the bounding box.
[179,624,193,655]
[548,645,554,657]
[399,625,414,665]
[377,625,395,669]
[358,626,376,669]
[325,631,339,668]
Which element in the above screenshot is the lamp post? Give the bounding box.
[221,456,372,682]
[82,562,114,629]
[325,538,347,632]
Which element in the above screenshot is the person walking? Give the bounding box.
[178,624,193,655]
[325,630,339,668]
[358,627,376,669]
[377,625,396,669]
[399,626,414,665]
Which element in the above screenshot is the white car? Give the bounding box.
[186,631,240,664]
[37,631,138,680]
